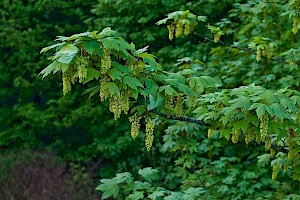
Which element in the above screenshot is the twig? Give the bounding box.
[194,32,286,64]
[150,109,208,126]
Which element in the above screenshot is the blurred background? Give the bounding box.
[1,0,299,199]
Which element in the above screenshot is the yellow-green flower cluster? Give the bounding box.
[264,136,271,150]
[231,130,239,144]
[101,49,112,74]
[165,95,175,110]
[76,56,88,83]
[145,117,155,151]
[189,96,197,108]
[109,96,122,120]
[62,72,71,95]
[99,77,110,102]
[293,17,299,34]
[167,25,175,41]
[167,22,195,41]
[78,65,87,83]
[259,115,269,142]
[129,114,141,139]
[256,46,262,62]
[245,129,255,144]
[174,95,183,116]
[120,90,130,115]
[272,164,278,181]
[214,34,221,43]
[208,129,213,138]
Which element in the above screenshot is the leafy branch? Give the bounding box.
[193,32,286,64]
[150,109,208,126]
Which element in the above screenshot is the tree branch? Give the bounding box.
[150,109,208,126]
[194,32,286,64]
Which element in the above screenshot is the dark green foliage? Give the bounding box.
[1,0,300,199]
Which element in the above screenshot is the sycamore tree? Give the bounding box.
[40,1,300,199]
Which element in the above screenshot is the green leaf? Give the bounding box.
[83,68,100,84]
[84,40,99,55]
[184,187,205,197]
[55,43,78,55]
[219,128,231,140]
[138,167,160,183]
[270,103,287,120]
[114,172,133,184]
[69,32,92,40]
[136,46,149,55]
[280,98,297,112]
[233,120,249,133]
[144,78,159,95]
[39,61,61,79]
[164,192,183,200]
[40,42,65,54]
[147,94,163,111]
[101,82,120,97]
[57,54,76,64]
[148,191,166,200]
[229,97,251,111]
[86,86,100,98]
[123,76,143,90]
[128,191,144,200]
[102,37,120,51]
[96,179,119,199]
[159,85,178,96]
[250,104,267,119]
[177,83,196,97]
[113,62,132,73]
[98,27,117,37]
[108,68,123,81]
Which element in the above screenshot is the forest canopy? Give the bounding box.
[1,0,300,199]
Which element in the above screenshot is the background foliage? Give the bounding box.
[1,0,300,199]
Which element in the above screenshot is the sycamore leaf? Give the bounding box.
[108,68,123,81]
[219,128,231,140]
[39,61,61,79]
[96,179,119,199]
[102,37,120,51]
[123,76,143,90]
[128,191,144,200]
[233,120,249,132]
[114,172,134,184]
[148,191,166,200]
[270,103,287,120]
[138,167,160,183]
[136,46,149,55]
[280,98,297,112]
[83,68,100,84]
[184,187,205,196]
[144,78,159,96]
[228,96,251,111]
[57,53,76,64]
[88,86,100,98]
[113,62,132,73]
[197,16,207,22]
[84,40,99,55]
[98,27,117,37]
[177,83,196,97]
[156,18,168,25]
[101,82,120,97]
[164,192,183,200]
[69,32,92,40]
[159,85,178,96]
[55,43,78,55]
[40,42,65,54]
[147,94,163,111]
